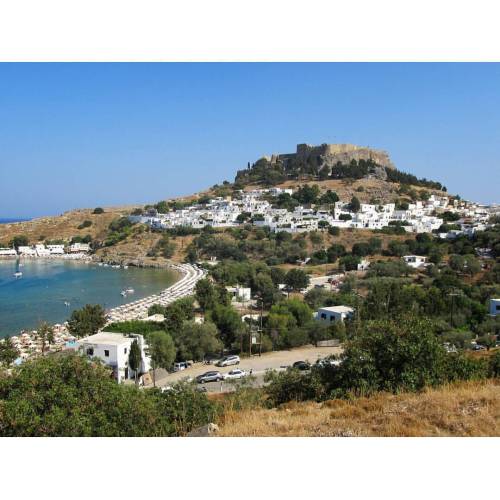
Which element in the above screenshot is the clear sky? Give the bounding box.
[0,63,499,218]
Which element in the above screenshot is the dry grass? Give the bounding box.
[0,206,135,245]
[218,380,500,437]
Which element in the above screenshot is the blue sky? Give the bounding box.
[0,63,499,218]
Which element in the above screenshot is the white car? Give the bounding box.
[222,368,247,380]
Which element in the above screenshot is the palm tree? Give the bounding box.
[36,322,55,355]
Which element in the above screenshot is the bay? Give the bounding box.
[0,259,179,337]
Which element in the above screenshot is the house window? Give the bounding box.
[124,347,127,354]
[496,305,500,311]
[321,313,327,319]
[330,316,335,322]
[86,347,94,356]
[104,349,109,357]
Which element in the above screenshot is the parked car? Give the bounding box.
[223,368,247,380]
[292,361,311,371]
[203,355,220,365]
[196,386,208,393]
[315,357,342,368]
[472,344,487,351]
[196,371,223,384]
[216,355,240,367]
[173,361,192,372]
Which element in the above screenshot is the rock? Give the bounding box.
[187,423,219,437]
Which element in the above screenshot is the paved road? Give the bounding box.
[149,345,342,392]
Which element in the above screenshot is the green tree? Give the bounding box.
[9,235,29,250]
[128,339,142,385]
[35,321,55,355]
[175,321,223,361]
[285,268,310,291]
[148,331,176,387]
[195,278,217,311]
[92,207,104,214]
[348,196,361,213]
[0,337,20,367]
[67,304,106,338]
[0,354,173,436]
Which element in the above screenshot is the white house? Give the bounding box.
[69,242,91,253]
[47,244,65,255]
[226,285,252,302]
[315,306,355,323]
[76,332,151,383]
[35,244,50,257]
[0,248,17,257]
[17,246,36,256]
[403,255,428,268]
[490,298,500,317]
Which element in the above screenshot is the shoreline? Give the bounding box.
[0,262,206,363]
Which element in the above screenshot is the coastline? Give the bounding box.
[0,261,206,363]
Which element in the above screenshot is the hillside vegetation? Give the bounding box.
[218,379,500,437]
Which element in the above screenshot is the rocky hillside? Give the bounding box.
[235,142,447,193]
[0,205,137,247]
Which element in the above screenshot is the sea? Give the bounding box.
[0,259,179,338]
[0,218,31,224]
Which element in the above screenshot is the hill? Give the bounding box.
[218,379,500,437]
[0,141,454,263]
[235,142,447,194]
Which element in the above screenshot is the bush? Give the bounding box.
[78,220,92,230]
[264,368,325,406]
[93,207,104,214]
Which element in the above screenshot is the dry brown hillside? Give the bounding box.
[0,206,137,245]
[218,380,500,437]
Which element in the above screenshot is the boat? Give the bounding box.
[64,301,70,307]
[120,291,127,297]
[123,265,129,269]
[13,272,23,278]
[126,287,135,293]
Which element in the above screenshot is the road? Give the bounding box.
[149,345,342,392]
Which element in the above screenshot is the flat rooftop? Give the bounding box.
[80,332,133,346]
[318,306,354,313]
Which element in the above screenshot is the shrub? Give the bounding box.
[93,207,104,214]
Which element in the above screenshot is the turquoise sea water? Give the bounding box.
[0,260,179,338]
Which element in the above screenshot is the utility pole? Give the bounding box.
[448,290,461,326]
[258,297,263,357]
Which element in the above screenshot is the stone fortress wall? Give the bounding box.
[268,143,395,171]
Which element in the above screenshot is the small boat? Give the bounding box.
[126,287,135,294]
[123,265,129,269]
[120,291,127,297]
[64,301,70,307]
[13,272,23,278]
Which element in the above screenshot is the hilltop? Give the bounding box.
[0,142,454,264]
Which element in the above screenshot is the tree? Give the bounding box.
[175,321,223,361]
[0,354,174,436]
[67,304,106,338]
[9,235,29,250]
[0,337,20,367]
[208,304,242,348]
[92,207,104,214]
[195,278,218,311]
[128,339,142,385]
[35,321,55,355]
[148,331,176,387]
[285,268,310,291]
[348,196,361,213]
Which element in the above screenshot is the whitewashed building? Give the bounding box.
[76,332,151,383]
[490,299,500,317]
[403,255,428,268]
[0,248,17,257]
[315,306,355,323]
[226,285,252,302]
